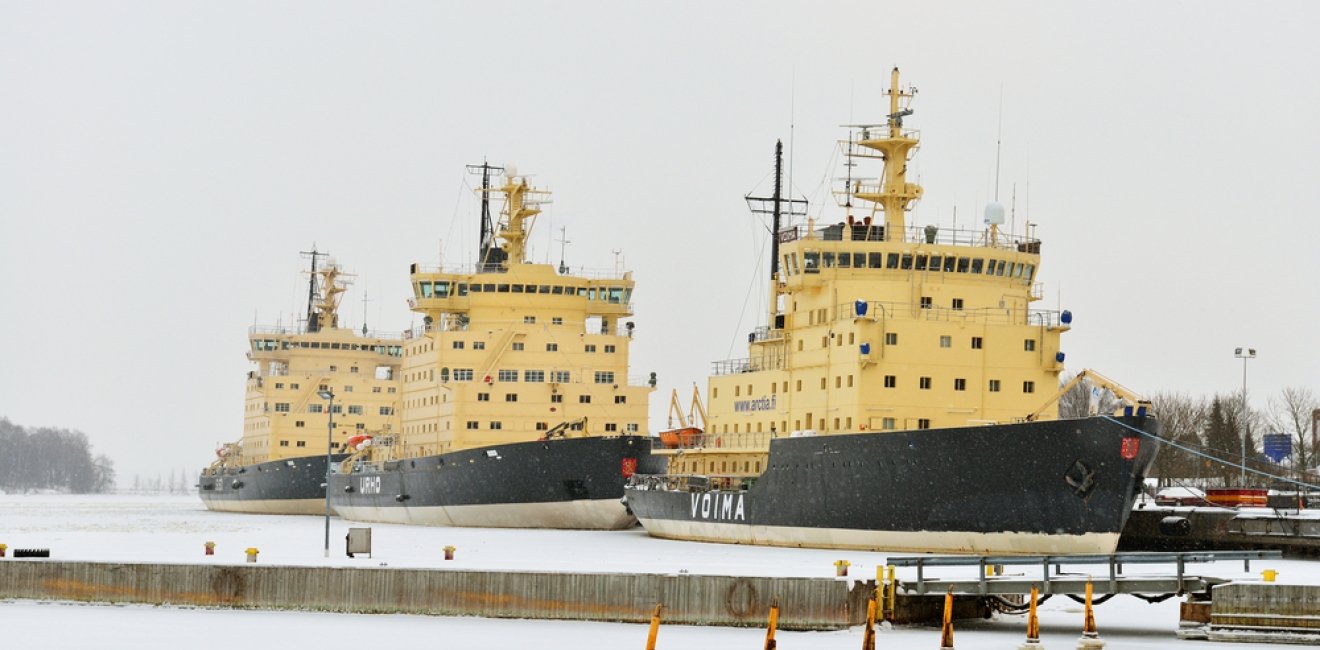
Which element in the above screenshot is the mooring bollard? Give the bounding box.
[1262,569,1278,583]
[444,545,456,560]
[0,543,7,558]
[204,541,216,556]
[245,547,259,563]
[834,559,850,577]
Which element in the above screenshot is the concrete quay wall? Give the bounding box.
[0,561,878,630]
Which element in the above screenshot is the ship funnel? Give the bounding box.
[984,202,1006,226]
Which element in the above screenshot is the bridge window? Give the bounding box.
[886,253,900,269]
[901,254,912,270]
[838,253,851,269]
[957,257,970,273]
[944,256,956,272]
[868,252,883,268]
[929,255,942,270]
[822,252,835,268]
[419,282,433,298]
[971,259,984,273]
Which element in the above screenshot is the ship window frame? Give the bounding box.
[803,251,820,272]
[551,286,563,295]
[956,257,970,273]
[915,255,927,271]
[579,395,592,404]
[995,260,1007,276]
[466,421,479,430]
[868,252,883,268]
[511,284,523,293]
[1024,339,1036,352]
[919,376,932,390]
[884,375,897,388]
[837,252,851,269]
[954,378,967,391]
[525,370,545,382]
[970,259,984,274]
[886,253,900,269]
[939,335,952,348]
[594,371,615,384]
[505,393,517,402]
[457,283,468,296]
[989,379,1001,392]
[944,256,956,272]
[971,336,983,349]
[1023,381,1036,394]
[420,281,433,298]
[822,252,835,268]
[928,254,942,271]
[952,298,964,310]
[900,254,913,270]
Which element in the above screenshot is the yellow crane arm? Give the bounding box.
[1025,369,1151,421]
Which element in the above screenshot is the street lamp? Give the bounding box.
[317,388,335,558]
[1234,348,1256,485]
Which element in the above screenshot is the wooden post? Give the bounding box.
[764,598,780,650]
[645,603,662,650]
[861,597,877,650]
[939,587,954,649]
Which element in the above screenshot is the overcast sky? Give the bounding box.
[2,1,1317,484]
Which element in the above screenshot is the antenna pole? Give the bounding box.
[771,140,783,281]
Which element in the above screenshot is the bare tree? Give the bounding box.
[1266,387,1320,481]
[1146,392,1208,487]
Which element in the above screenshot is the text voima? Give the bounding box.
[690,492,746,521]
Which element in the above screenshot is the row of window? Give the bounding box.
[800,331,1038,353]
[251,339,403,357]
[272,403,395,415]
[785,250,1036,283]
[723,375,1037,397]
[447,340,616,354]
[273,382,397,394]
[419,368,616,384]
[418,281,632,304]
[458,420,639,432]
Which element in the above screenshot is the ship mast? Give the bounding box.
[746,141,806,329]
[299,246,327,333]
[468,161,506,272]
[849,67,924,242]
[483,170,549,269]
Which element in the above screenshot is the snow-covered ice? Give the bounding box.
[3,493,1318,649]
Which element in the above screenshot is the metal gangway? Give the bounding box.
[887,550,1282,598]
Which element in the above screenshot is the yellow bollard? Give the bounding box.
[1019,585,1041,648]
[204,541,216,556]
[245,547,259,563]
[444,545,456,560]
[861,597,877,650]
[875,566,885,622]
[1262,569,1278,583]
[886,565,897,620]
[764,598,780,650]
[0,543,7,558]
[1077,578,1105,648]
[835,559,851,577]
[645,603,663,650]
[939,587,954,649]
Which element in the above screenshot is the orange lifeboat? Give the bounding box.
[345,435,373,451]
[658,427,702,449]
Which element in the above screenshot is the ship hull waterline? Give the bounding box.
[198,454,346,516]
[625,415,1160,556]
[330,435,666,530]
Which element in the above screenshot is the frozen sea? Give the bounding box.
[2,493,1316,649]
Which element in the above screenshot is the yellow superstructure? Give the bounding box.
[397,170,652,456]
[672,68,1069,476]
[226,259,404,467]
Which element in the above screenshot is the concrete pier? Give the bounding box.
[0,560,896,630]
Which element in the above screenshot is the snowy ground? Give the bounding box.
[2,494,1317,649]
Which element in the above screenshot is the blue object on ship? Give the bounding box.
[855,300,868,317]
[1056,352,1066,363]
[860,343,871,355]
[1061,310,1073,324]
[1264,434,1292,463]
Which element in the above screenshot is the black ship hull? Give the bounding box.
[329,435,665,529]
[198,454,346,515]
[625,415,1160,555]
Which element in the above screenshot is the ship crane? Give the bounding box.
[659,386,707,449]
[1024,369,1153,422]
